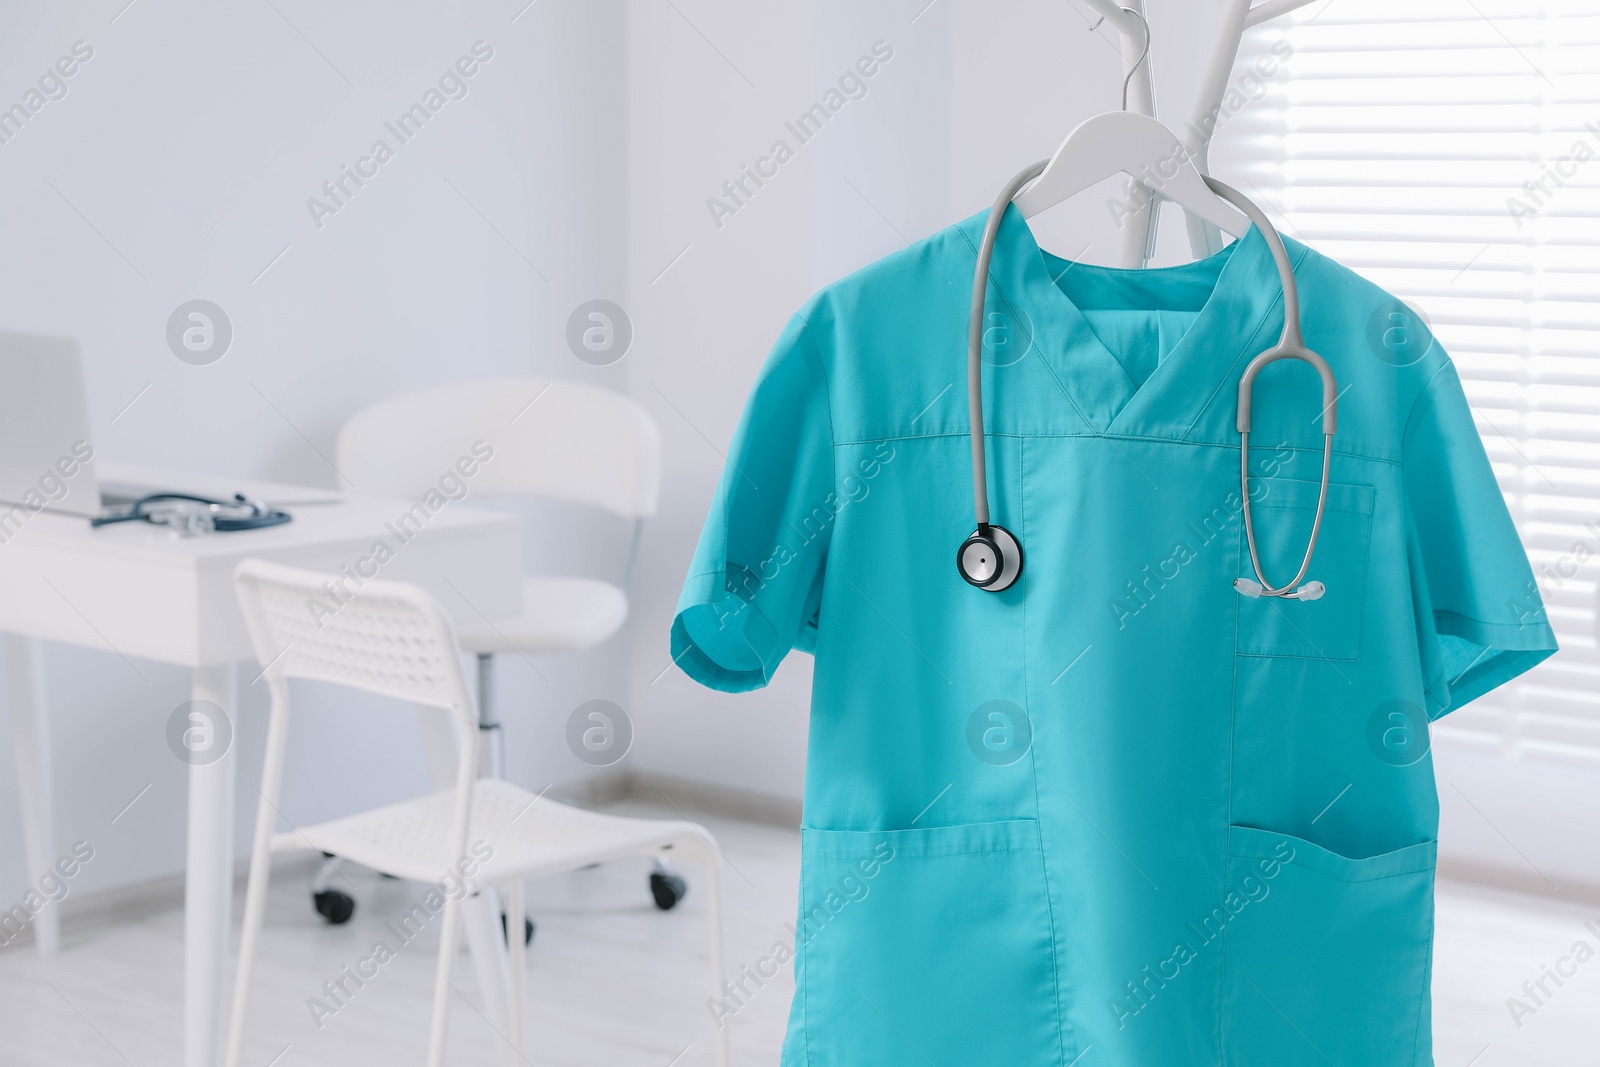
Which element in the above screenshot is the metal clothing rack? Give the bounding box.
[1079,0,1320,267]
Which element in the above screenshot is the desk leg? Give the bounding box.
[185,662,237,1067]
[6,635,59,956]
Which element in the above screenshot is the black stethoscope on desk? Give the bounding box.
[91,493,292,535]
[956,165,1338,601]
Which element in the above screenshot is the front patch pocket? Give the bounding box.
[784,820,1062,1067]
[1236,476,1374,661]
[1220,826,1436,1067]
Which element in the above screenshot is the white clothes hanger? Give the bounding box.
[1069,0,1323,263]
[1011,110,1249,234]
[1010,6,1249,237]
[1184,0,1323,257]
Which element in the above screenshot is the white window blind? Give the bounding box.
[1213,0,1600,763]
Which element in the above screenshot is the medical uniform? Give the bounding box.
[672,205,1556,1066]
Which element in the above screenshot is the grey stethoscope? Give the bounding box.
[91,492,292,535]
[956,163,1338,601]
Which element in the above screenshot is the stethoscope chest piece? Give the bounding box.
[957,523,1023,591]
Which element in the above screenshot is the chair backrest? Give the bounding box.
[336,378,661,519]
[233,559,476,739]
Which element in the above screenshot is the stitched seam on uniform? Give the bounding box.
[1411,875,1436,1066]
[793,310,837,670]
[1239,508,1373,662]
[1400,364,1463,723]
[677,573,780,683]
[798,838,812,1067]
[793,307,839,544]
[1422,668,1451,712]
[1249,502,1374,517]
[1353,510,1373,660]
[846,844,1040,858]
[832,432,1403,467]
[1221,492,1246,1065]
[1020,437,1072,1066]
[1399,366,1548,674]
[1235,650,1362,663]
[953,215,1101,436]
[1179,243,1313,446]
[787,313,828,1067]
[794,312,839,481]
[1400,360,1454,449]
[1434,607,1545,632]
[709,316,823,678]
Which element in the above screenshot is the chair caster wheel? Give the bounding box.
[650,871,688,911]
[313,889,356,924]
[500,911,535,946]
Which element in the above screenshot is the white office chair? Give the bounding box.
[335,378,678,921]
[337,378,657,606]
[226,559,727,1067]
[337,376,657,748]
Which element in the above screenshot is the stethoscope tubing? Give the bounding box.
[968,159,1048,530]
[1239,430,1332,597]
[963,168,1339,599]
[90,492,292,532]
[1204,175,1338,599]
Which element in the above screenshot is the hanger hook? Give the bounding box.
[1118,6,1151,111]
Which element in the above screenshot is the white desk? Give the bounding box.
[0,465,521,1067]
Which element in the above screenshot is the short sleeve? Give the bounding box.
[1402,362,1557,719]
[671,313,835,692]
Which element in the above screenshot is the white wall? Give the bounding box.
[0,0,630,903]
[622,0,818,800]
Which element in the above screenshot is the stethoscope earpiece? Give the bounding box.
[1234,578,1325,602]
[957,524,1023,591]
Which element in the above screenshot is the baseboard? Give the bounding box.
[1439,855,1600,907]
[623,769,803,828]
[542,768,635,808]
[0,851,321,954]
[549,767,802,828]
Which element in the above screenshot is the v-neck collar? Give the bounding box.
[972,204,1283,439]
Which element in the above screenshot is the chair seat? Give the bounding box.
[453,575,628,656]
[285,778,712,885]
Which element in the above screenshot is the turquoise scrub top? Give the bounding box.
[672,205,1557,1067]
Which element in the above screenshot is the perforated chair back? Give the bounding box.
[228,558,481,1067]
[233,559,476,733]
[336,377,661,519]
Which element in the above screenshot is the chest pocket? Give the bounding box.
[1236,476,1374,662]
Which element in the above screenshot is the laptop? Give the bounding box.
[0,332,340,521]
[0,332,115,518]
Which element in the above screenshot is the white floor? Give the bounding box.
[0,801,1595,1066]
